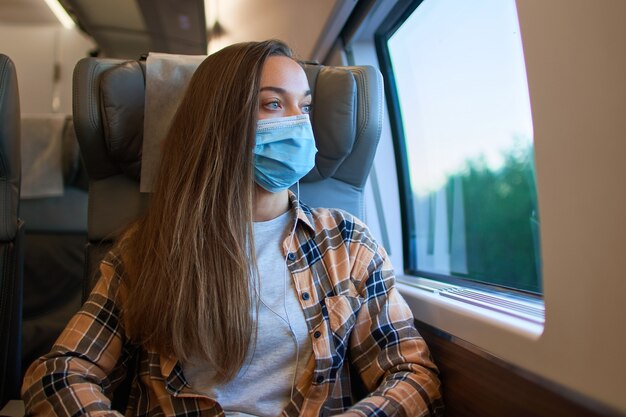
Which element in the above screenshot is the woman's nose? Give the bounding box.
[284,104,304,117]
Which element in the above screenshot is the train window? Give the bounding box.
[377,0,542,294]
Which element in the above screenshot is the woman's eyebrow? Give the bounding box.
[260,86,312,97]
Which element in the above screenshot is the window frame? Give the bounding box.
[374,0,542,297]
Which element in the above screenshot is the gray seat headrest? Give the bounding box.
[0,54,21,241]
[100,61,145,180]
[302,63,382,189]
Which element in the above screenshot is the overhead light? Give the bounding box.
[43,0,75,29]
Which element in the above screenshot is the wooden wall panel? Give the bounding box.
[415,321,623,417]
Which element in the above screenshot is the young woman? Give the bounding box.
[22,40,443,416]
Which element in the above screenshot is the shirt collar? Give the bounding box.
[287,190,316,234]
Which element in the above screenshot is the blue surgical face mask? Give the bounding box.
[254,114,317,193]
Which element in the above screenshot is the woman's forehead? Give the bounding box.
[260,56,309,93]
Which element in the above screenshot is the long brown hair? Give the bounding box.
[119,40,293,382]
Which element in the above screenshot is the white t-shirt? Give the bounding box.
[183,210,313,417]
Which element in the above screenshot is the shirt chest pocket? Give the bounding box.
[324,295,363,344]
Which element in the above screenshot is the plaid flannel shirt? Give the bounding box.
[22,193,444,416]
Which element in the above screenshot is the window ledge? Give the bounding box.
[397,275,544,341]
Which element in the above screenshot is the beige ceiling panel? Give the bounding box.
[0,0,59,25]
[206,0,339,59]
[77,0,146,30]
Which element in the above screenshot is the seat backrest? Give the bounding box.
[73,55,383,297]
[20,115,88,371]
[0,53,24,409]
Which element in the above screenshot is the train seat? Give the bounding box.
[19,114,88,374]
[73,53,383,296]
[0,53,25,410]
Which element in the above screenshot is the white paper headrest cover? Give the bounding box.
[141,52,205,192]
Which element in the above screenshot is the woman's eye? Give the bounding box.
[264,100,281,110]
[302,104,312,114]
